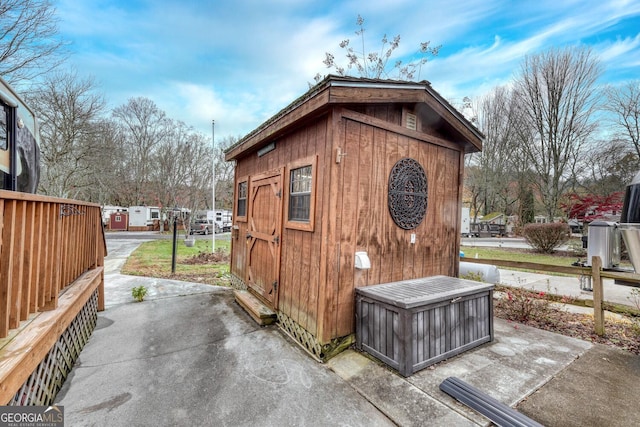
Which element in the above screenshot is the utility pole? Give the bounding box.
[212,119,216,253]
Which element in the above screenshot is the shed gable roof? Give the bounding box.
[225,75,483,161]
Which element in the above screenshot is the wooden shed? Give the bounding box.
[225,75,482,359]
[109,211,128,230]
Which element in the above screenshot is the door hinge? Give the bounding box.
[276,189,282,198]
[273,235,280,244]
[272,281,278,292]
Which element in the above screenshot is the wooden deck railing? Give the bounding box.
[0,189,106,339]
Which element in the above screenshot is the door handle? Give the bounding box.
[246,233,252,239]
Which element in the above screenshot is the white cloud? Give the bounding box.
[598,34,640,63]
[166,81,270,140]
[54,0,640,140]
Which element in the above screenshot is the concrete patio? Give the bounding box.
[53,238,640,426]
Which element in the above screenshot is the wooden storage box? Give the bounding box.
[355,276,494,377]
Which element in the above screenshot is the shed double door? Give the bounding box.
[246,169,283,307]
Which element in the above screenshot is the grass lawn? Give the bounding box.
[123,237,589,285]
[462,240,632,272]
[121,238,231,286]
[461,245,583,267]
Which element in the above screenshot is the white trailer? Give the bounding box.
[128,206,161,229]
[461,207,471,237]
[206,209,232,232]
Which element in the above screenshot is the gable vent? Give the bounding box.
[406,112,417,130]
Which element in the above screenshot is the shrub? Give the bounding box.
[495,287,554,323]
[132,285,148,302]
[522,222,570,253]
[566,238,587,257]
[628,288,640,312]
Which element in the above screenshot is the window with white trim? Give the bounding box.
[237,181,247,219]
[285,155,317,231]
[288,165,312,222]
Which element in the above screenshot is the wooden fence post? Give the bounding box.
[591,256,604,336]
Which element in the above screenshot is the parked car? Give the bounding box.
[470,222,505,237]
[189,219,219,235]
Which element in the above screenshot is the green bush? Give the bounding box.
[522,222,570,253]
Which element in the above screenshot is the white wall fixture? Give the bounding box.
[355,251,371,269]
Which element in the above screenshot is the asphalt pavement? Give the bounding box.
[52,234,640,426]
[462,237,548,250]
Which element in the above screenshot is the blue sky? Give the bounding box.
[56,0,640,141]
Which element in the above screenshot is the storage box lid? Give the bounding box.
[355,275,494,309]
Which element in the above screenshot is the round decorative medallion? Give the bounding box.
[388,158,428,229]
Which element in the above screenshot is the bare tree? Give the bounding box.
[579,138,640,195]
[26,71,106,198]
[215,135,238,210]
[603,81,640,159]
[143,120,205,231]
[179,134,236,218]
[84,119,124,204]
[150,119,192,209]
[463,163,484,223]
[104,98,226,221]
[470,86,522,216]
[181,132,215,219]
[151,120,218,226]
[0,0,66,85]
[513,46,602,221]
[112,97,170,205]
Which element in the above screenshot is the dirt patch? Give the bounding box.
[494,287,640,355]
[182,251,230,265]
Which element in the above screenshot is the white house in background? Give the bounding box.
[534,215,564,224]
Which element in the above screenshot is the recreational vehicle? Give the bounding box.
[0,77,40,193]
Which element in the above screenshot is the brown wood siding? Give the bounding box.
[278,121,326,335]
[229,172,244,281]
[230,103,464,345]
[330,113,463,340]
[316,110,340,346]
[231,116,329,337]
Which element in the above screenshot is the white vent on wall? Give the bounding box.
[406,112,417,130]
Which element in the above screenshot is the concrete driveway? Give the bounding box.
[55,289,393,427]
[56,237,393,426]
[53,234,639,426]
